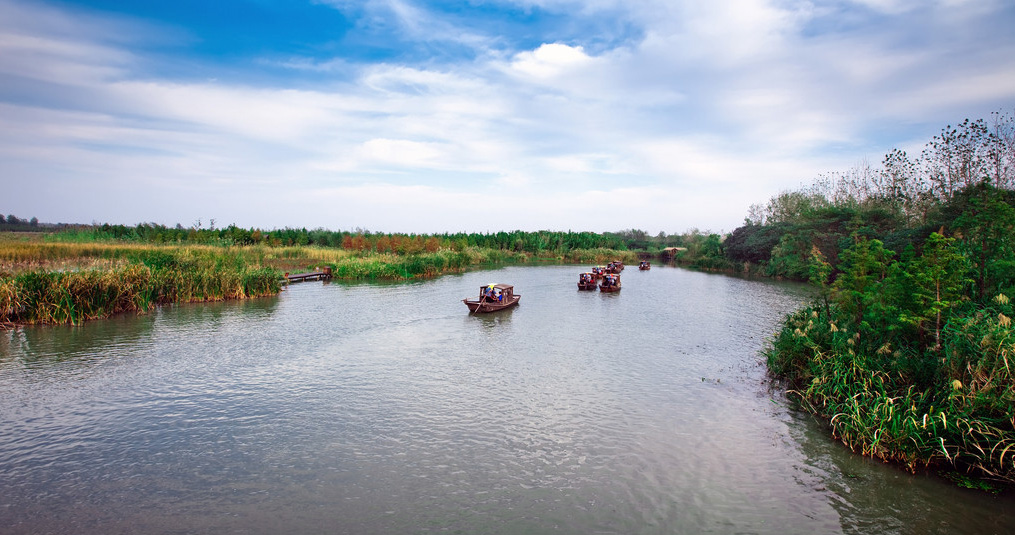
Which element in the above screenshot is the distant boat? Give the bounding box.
[639,261,651,270]
[599,274,621,293]
[577,272,598,291]
[606,261,624,273]
[463,283,520,313]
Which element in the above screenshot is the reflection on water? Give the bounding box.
[0,265,1012,534]
[2,313,155,368]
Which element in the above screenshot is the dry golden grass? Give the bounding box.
[0,235,357,275]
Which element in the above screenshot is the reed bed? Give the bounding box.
[767,300,1015,484]
[323,248,527,280]
[559,248,639,265]
[1,236,638,325]
[0,250,282,325]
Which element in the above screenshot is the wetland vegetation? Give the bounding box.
[753,111,1015,486]
[0,232,637,326]
[2,110,1013,487]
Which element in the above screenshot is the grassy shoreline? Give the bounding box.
[0,234,636,326]
[766,298,1015,489]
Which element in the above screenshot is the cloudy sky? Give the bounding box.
[2,0,1014,234]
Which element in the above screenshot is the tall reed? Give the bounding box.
[767,300,1015,483]
[1,237,640,324]
[324,248,521,280]
[561,248,638,265]
[0,249,281,325]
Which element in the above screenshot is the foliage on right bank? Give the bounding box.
[755,111,1015,483]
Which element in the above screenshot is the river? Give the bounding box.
[1,265,1012,534]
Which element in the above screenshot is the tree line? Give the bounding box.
[52,224,637,256]
[0,213,43,232]
[723,110,1014,287]
[53,222,738,265]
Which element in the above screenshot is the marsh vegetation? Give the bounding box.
[753,111,1015,485]
[0,233,636,326]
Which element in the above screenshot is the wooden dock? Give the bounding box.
[283,267,333,283]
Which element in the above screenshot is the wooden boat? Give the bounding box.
[577,272,598,291]
[599,274,621,292]
[591,266,606,279]
[638,261,651,270]
[606,261,625,273]
[463,283,520,313]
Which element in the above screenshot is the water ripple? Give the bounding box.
[1,267,1012,534]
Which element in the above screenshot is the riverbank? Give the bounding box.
[766,297,1015,490]
[0,234,636,325]
[0,241,283,325]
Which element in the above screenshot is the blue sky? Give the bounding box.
[2,0,1014,234]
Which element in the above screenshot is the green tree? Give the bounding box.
[724,222,790,265]
[904,233,970,351]
[764,190,829,224]
[832,236,894,332]
[808,245,833,319]
[766,229,813,279]
[950,185,1015,299]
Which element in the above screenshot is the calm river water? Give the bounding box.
[1,265,1013,534]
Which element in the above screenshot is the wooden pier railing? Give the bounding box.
[283,266,332,283]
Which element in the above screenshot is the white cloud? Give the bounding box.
[293,182,740,233]
[3,0,1015,233]
[886,68,1015,116]
[541,153,627,175]
[849,0,919,14]
[356,138,448,169]
[102,82,339,143]
[848,0,993,15]
[510,43,594,79]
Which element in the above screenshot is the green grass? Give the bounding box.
[1,234,637,325]
[767,300,1015,485]
[1,258,281,325]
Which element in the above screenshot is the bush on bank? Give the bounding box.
[765,227,1013,484]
